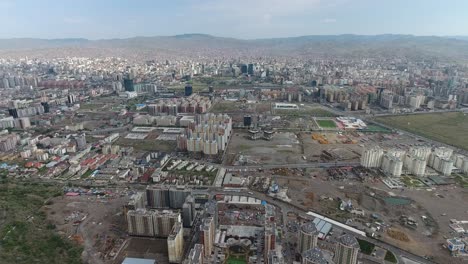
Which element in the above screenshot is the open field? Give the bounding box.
[209,100,272,114]
[116,137,176,152]
[0,180,82,264]
[226,131,304,165]
[374,112,468,150]
[210,100,246,113]
[226,130,364,165]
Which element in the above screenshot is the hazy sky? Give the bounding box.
[0,0,467,39]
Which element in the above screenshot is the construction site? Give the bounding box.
[45,190,129,264]
[225,130,363,166]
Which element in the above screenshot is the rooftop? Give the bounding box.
[301,221,319,235]
[302,248,327,264]
[340,234,359,248]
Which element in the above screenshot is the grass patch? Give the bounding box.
[454,174,468,188]
[81,169,94,179]
[361,124,392,133]
[0,180,82,264]
[357,238,375,255]
[116,138,176,152]
[237,144,253,151]
[385,250,398,263]
[227,256,247,264]
[401,176,425,188]
[317,119,337,128]
[210,101,241,113]
[374,112,468,150]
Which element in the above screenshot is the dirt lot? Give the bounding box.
[275,168,466,263]
[115,237,169,264]
[45,194,129,264]
[226,130,365,165]
[300,132,362,162]
[226,131,304,165]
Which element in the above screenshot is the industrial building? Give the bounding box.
[312,217,333,239]
[273,102,299,109]
[333,234,360,264]
[302,247,328,264]
[298,221,319,253]
[167,222,184,263]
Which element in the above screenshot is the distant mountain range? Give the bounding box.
[1,34,468,61]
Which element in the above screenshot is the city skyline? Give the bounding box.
[0,0,467,39]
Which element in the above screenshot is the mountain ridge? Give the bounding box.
[1,34,468,61]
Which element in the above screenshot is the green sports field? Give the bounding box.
[374,112,468,150]
[317,119,337,128]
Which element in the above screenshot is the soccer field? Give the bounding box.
[374,112,468,150]
[317,119,337,128]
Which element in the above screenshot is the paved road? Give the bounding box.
[224,161,360,170]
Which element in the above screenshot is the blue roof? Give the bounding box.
[122,257,156,264]
[313,218,332,236]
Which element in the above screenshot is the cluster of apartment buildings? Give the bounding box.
[148,95,212,115]
[297,220,360,264]
[361,145,468,177]
[177,113,232,156]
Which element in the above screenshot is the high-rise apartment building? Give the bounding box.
[298,222,319,253]
[168,222,184,263]
[334,234,360,264]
